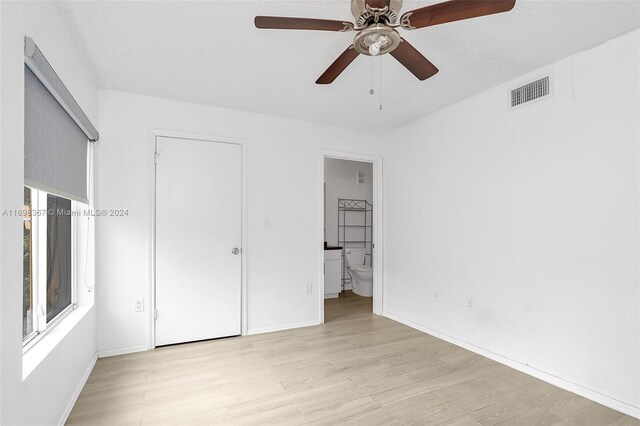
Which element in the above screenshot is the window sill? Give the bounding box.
[22,305,91,380]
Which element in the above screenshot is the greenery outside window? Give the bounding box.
[23,186,80,346]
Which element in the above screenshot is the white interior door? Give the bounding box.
[155,136,241,346]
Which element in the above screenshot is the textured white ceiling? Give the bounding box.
[58,0,639,133]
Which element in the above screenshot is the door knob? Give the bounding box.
[232,247,240,255]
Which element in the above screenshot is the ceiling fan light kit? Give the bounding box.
[255,0,516,84]
[354,24,401,56]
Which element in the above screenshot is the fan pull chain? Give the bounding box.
[369,56,375,95]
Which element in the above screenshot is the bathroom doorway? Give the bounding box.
[320,152,383,323]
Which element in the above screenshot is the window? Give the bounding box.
[46,193,73,321]
[22,37,99,348]
[23,188,33,339]
[23,37,99,347]
[22,187,80,345]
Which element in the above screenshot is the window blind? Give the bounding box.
[24,65,89,203]
[24,37,99,141]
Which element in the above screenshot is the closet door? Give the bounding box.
[155,136,241,346]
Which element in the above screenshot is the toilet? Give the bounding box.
[344,248,373,297]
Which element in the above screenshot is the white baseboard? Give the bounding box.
[97,344,148,358]
[382,311,640,420]
[247,319,321,335]
[58,352,97,426]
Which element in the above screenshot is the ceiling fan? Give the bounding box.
[255,0,516,84]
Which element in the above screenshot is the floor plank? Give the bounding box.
[67,291,638,425]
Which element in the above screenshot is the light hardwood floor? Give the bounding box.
[68,292,638,425]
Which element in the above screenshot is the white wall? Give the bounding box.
[324,158,373,247]
[94,89,382,353]
[0,1,98,425]
[382,30,640,416]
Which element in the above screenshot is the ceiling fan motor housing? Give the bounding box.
[351,0,403,27]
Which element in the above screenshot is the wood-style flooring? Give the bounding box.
[67,291,639,425]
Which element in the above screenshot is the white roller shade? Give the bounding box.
[24,65,89,203]
[24,37,99,141]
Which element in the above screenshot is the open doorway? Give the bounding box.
[321,155,381,323]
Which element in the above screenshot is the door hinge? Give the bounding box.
[154,309,158,320]
[154,152,160,164]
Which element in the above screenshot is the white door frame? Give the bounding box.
[319,150,383,323]
[148,129,248,349]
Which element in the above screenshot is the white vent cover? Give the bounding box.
[357,171,365,184]
[510,75,552,109]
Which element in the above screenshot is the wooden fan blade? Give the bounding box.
[390,39,439,81]
[400,0,516,30]
[316,46,360,85]
[254,16,353,32]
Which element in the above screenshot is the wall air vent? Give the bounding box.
[357,171,365,184]
[510,75,552,110]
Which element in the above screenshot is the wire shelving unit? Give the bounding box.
[338,198,373,292]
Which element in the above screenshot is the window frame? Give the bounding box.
[23,187,79,350]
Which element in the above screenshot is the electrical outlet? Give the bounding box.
[466,298,475,311]
[134,298,144,312]
[305,282,313,295]
[434,290,440,303]
[264,218,272,230]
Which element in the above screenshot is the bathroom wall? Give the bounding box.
[382,29,640,416]
[324,158,374,247]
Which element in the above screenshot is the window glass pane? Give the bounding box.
[23,187,33,339]
[46,194,72,322]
